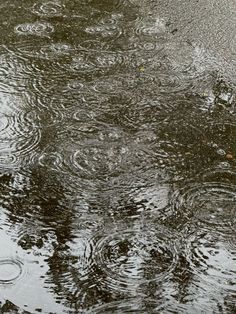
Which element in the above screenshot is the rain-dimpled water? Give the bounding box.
[0,0,236,313]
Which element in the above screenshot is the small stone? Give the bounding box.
[226,153,233,160]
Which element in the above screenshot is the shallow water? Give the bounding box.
[0,0,236,313]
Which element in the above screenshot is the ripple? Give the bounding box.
[78,37,163,53]
[78,39,115,52]
[0,51,40,94]
[0,115,9,133]
[69,54,97,74]
[203,122,236,161]
[15,22,54,37]
[87,298,157,313]
[32,1,65,17]
[78,38,138,53]
[69,143,129,180]
[0,154,19,170]
[66,233,95,282]
[11,113,41,158]
[133,15,167,38]
[118,98,170,130]
[28,73,70,99]
[68,138,158,181]
[26,97,64,127]
[40,42,74,58]
[84,14,123,40]
[201,167,236,184]
[137,71,192,95]
[46,229,96,305]
[94,224,178,294]
[146,118,205,173]
[5,41,75,62]
[90,51,126,71]
[65,81,89,96]
[0,258,23,284]
[87,297,217,314]
[171,182,236,232]
[92,74,136,94]
[38,152,64,171]
[0,111,41,166]
[184,231,236,292]
[89,0,135,11]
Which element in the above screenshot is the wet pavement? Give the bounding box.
[0,0,236,313]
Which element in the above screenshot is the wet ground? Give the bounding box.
[0,0,236,313]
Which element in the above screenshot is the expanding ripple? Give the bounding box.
[78,39,117,52]
[78,37,164,53]
[15,22,54,37]
[67,137,159,182]
[47,232,95,292]
[88,0,136,11]
[6,41,75,60]
[0,115,9,133]
[0,258,23,285]
[184,231,236,292]
[69,143,132,180]
[170,182,236,232]
[201,166,236,184]
[84,15,123,40]
[92,74,136,94]
[90,51,126,71]
[38,152,64,171]
[32,1,65,18]
[136,71,193,96]
[94,223,179,294]
[9,112,41,158]
[87,297,218,314]
[132,15,168,38]
[2,0,236,312]
[87,298,161,313]
[117,98,182,130]
[0,111,41,169]
[0,51,41,94]
[203,122,236,162]
[149,118,206,174]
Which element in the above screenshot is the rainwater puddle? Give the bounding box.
[0,0,236,313]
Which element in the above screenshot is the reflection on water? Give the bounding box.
[0,0,236,313]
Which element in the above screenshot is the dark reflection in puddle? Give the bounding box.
[0,0,236,313]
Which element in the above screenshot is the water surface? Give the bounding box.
[0,0,236,313]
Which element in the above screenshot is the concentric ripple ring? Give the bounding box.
[0,258,23,284]
[94,224,179,294]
